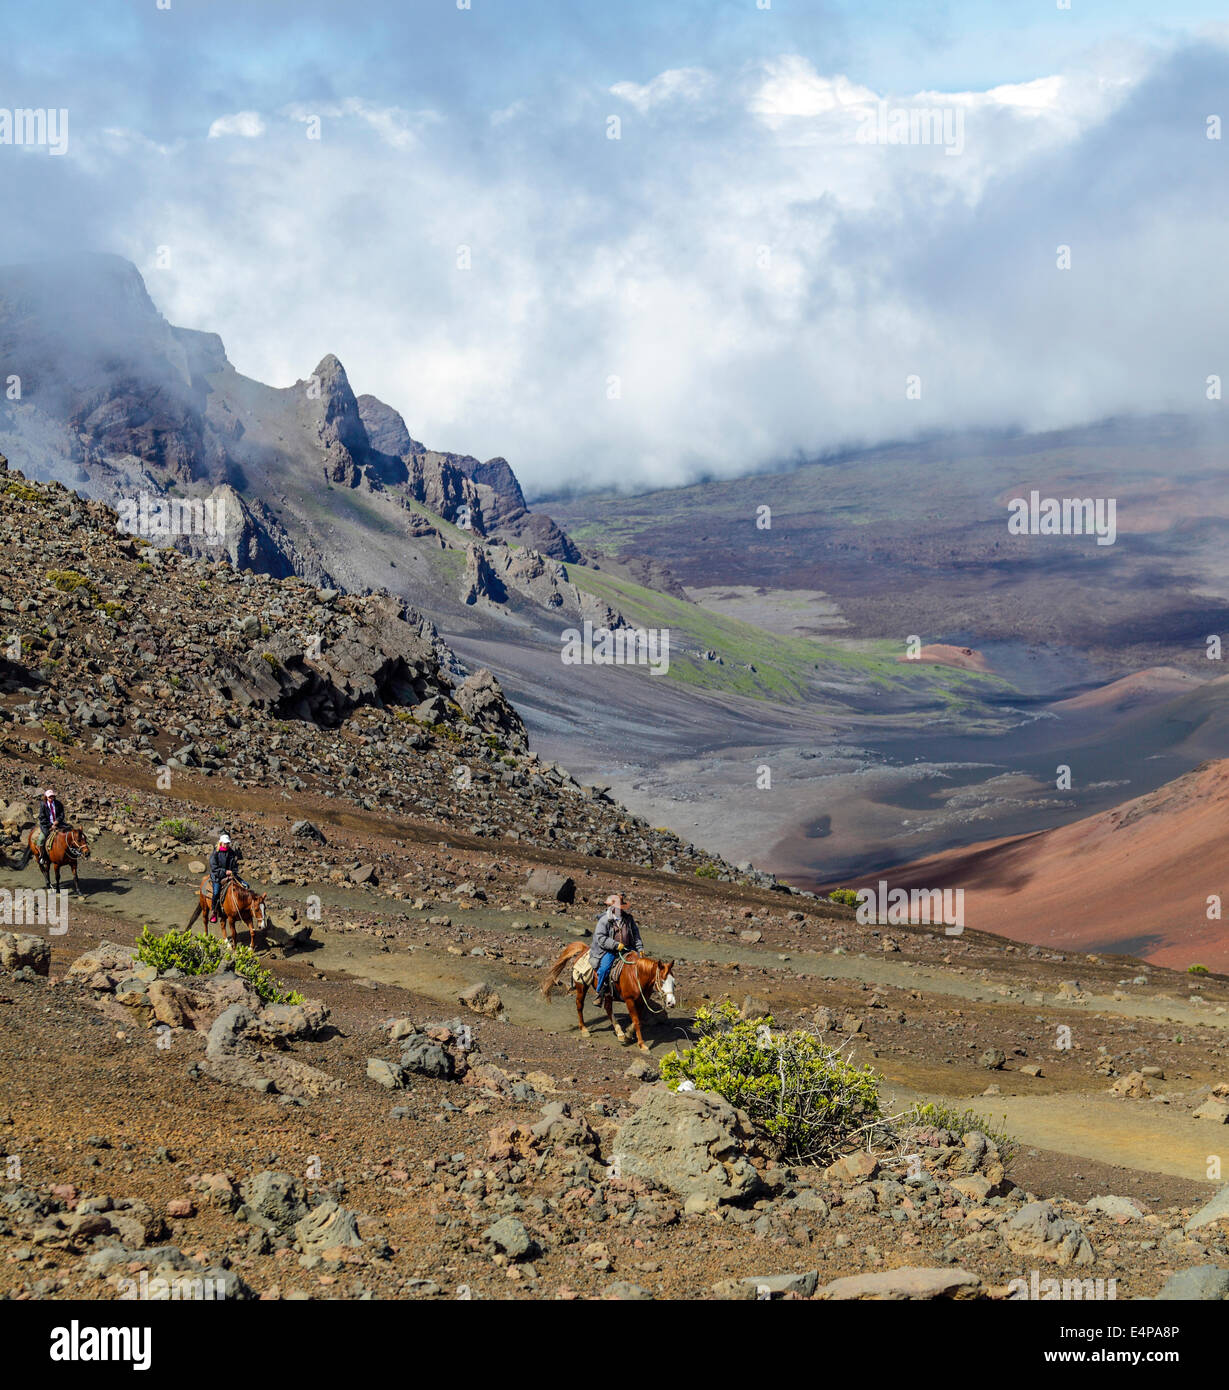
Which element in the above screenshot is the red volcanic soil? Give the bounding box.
[1051,666,1205,716]
[841,761,1229,971]
[896,644,991,673]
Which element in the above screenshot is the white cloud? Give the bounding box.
[610,67,714,114]
[69,38,1229,498]
[207,111,265,139]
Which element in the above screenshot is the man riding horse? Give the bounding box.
[208,832,244,923]
[591,892,641,1001]
[34,788,68,870]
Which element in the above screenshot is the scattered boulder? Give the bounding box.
[400,1036,453,1079]
[611,1088,765,1207]
[1185,1185,1229,1236]
[294,1200,363,1254]
[367,1058,406,1090]
[817,1267,982,1301]
[1004,1201,1094,1267]
[1156,1267,1229,1300]
[459,981,504,1020]
[524,868,575,903]
[483,1216,536,1261]
[0,932,50,976]
[240,1172,309,1233]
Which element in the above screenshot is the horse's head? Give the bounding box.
[655,959,676,1008]
[254,894,268,932]
[67,829,90,858]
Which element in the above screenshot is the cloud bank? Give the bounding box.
[1,15,1227,497]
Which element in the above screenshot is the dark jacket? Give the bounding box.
[589,909,641,965]
[209,845,242,878]
[37,798,66,834]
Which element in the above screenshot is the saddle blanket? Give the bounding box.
[572,953,595,986]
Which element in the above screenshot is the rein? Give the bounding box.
[631,958,667,1015]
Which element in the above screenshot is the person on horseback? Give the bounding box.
[34,788,68,869]
[208,833,244,924]
[591,893,641,1000]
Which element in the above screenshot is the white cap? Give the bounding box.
[44,788,56,797]
[218,833,231,845]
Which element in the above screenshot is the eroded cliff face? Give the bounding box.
[0,254,584,611]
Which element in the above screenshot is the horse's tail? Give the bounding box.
[539,941,586,998]
[14,841,32,869]
[185,898,204,930]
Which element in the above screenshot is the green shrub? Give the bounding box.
[694,863,720,879]
[827,887,860,907]
[3,480,42,502]
[902,1100,1018,1165]
[158,817,199,843]
[261,652,281,671]
[1188,964,1211,975]
[660,1000,881,1164]
[42,719,71,744]
[135,926,302,1005]
[48,568,93,593]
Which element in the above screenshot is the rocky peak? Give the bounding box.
[356,394,423,459]
[304,355,369,485]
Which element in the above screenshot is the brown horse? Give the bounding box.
[18,827,91,896]
[540,942,676,1051]
[184,874,267,950]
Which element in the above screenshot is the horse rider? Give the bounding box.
[34,787,68,869]
[208,833,244,923]
[591,892,642,1000]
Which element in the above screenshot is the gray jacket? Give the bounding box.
[590,909,641,965]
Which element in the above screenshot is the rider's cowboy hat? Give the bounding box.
[43,788,56,797]
[605,893,628,907]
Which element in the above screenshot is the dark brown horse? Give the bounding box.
[17,827,91,896]
[185,874,267,950]
[540,942,676,1051]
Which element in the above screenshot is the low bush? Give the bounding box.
[158,818,199,843]
[135,926,303,1005]
[47,568,92,593]
[901,1100,1018,1165]
[827,887,860,907]
[661,1000,881,1164]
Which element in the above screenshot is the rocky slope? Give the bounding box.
[0,463,745,877]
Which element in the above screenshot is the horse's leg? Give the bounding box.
[576,982,590,1036]
[38,849,50,891]
[71,857,82,897]
[627,995,647,1051]
[607,989,624,1042]
[246,912,256,951]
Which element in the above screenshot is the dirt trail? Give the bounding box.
[886,1083,1221,1186]
[5,838,1224,1180]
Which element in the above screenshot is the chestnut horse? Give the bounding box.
[17,827,91,896]
[540,942,676,1051]
[184,874,267,950]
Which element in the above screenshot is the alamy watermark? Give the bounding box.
[856,880,964,935]
[116,491,229,544]
[1007,491,1117,546]
[116,1271,230,1301]
[0,886,68,933]
[1008,1270,1117,1301]
[855,100,964,157]
[560,619,670,676]
[0,107,68,156]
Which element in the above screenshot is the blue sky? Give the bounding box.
[2,2,1229,492]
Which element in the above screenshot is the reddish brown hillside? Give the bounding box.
[842,760,1229,971]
